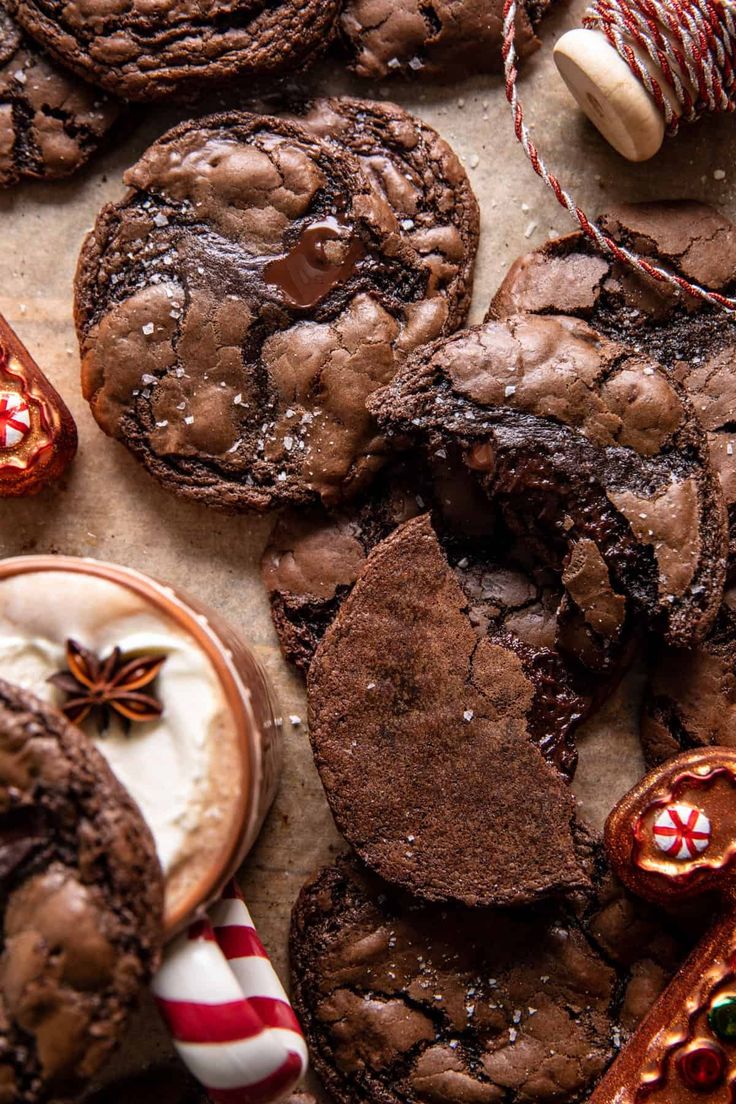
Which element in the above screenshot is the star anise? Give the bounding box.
[49,639,166,734]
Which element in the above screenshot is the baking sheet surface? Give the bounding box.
[1,1,734,1088]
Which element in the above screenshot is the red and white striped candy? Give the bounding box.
[0,392,30,449]
[652,803,711,860]
[153,881,308,1104]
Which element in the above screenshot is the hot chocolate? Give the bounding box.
[0,557,281,932]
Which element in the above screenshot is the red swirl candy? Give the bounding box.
[0,314,77,496]
[590,748,736,1104]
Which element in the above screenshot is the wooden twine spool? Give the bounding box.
[502,0,736,311]
[554,0,736,161]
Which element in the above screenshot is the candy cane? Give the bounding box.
[153,881,308,1104]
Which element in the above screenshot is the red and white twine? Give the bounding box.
[502,0,736,311]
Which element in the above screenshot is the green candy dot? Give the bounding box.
[708,995,736,1041]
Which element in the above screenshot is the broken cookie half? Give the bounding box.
[307,514,592,907]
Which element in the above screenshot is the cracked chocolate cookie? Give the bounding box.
[491,201,736,560]
[76,108,477,511]
[261,455,495,673]
[6,0,341,100]
[369,313,728,650]
[641,583,736,766]
[338,0,553,80]
[0,678,164,1103]
[264,457,624,778]
[290,856,694,1104]
[307,514,592,906]
[0,2,119,187]
[285,96,479,331]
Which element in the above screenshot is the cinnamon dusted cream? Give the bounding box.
[0,557,281,932]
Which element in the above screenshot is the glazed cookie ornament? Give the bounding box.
[591,747,736,1103]
[0,313,76,494]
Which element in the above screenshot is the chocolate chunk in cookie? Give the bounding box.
[0,678,163,1103]
[6,0,341,100]
[0,3,120,187]
[338,0,552,80]
[491,201,736,561]
[285,97,479,331]
[290,856,693,1104]
[76,109,476,511]
[369,313,728,649]
[641,584,736,766]
[308,514,592,905]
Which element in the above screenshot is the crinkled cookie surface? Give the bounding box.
[491,201,736,560]
[0,679,163,1104]
[338,0,550,80]
[6,0,342,99]
[76,109,478,511]
[369,312,728,650]
[0,3,119,187]
[290,856,694,1104]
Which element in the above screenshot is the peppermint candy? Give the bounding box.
[0,392,30,449]
[153,881,307,1104]
[652,803,711,860]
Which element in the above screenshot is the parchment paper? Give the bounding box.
[1,1,735,1091]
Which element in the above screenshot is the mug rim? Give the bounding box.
[0,553,255,938]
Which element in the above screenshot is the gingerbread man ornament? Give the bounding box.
[0,314,76,495]
[592,747,736,1103]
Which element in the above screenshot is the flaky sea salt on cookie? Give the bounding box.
[490,201,736,562]
[290,855,694,1104]
[369,313,728,649]
[76,109,477,512]
[5,0,341,99]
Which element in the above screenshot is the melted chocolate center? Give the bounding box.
[265,216,364,309]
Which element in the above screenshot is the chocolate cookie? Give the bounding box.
[263,438,630,660]
[338,0,552,80]
[285,97,479,330]
[0,678,164,1103]
[0,3,119,187]
[263,465,428,674]
[6,0,341,100]
[290,856,694,1104]
[369,313,728,650]
[491,201,736,560]
[308,514,592,905]
[76,109,477,511]
[261,454,497,672]
[640,584,736,766]
[265,455,623,777]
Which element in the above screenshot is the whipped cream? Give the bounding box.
[0,570,240,915]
